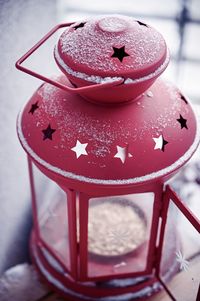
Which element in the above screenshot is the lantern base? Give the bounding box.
[31,231,180,301]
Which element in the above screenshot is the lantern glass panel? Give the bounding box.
[32,163,70,271]
[159,199,200,300]
[87,192,154,278]
[172,181,200,222]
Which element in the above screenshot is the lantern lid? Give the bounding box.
[54,15,168,89]
[17,76,199,188]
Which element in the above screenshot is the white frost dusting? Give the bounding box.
[37,83,132,158]
[55,46,122,84]
[98,17,129,33]
[38,82,58,99]
[59,15,166,73]
[17,107,200,185]
[55,46,170,85]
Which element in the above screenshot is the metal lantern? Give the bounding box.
[16,15,200,301]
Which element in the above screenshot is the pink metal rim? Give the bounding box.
[54,45,170,86]
[17,109,200,186]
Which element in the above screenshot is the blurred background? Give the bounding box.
[0,0,199,276]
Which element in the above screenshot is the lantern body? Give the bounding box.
[16,15,200,301]
[28,159,180,300]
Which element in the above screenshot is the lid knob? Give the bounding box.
[97,16,129,33]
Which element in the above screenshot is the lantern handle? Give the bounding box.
[15,23,124,94]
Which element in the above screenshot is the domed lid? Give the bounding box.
[17,76,199,188]
[54,15,169,86]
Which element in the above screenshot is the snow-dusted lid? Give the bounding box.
[18,76,199,190]
[55,15,168,85]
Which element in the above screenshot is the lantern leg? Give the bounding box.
[67,189,78,279]
[28,157,40,239]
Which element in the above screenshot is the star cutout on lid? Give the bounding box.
[137,20,148,27]
[29,101,39,114]
[153,134,168,152]
[73,22,86,30]
[177,114,188,129]
[179,93,188,104]
[111,46,130,63]
[114,145,132,164]
[71,140,88,158]
[42,124,56,141]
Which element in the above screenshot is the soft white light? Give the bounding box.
[71,140,88,158]
[153,135,163,150]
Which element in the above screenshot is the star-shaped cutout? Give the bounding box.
[42,124,56,141]
[71,140,88,158]
[177,114,188,129]
[114,145,132,164]
[73,22,86,30]
[153,135,168,152]
[111,46,130,63]
[180,93,188,104]
[29,101,39,114]
[137,20,148,27]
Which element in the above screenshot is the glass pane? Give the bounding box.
[32,163,70,271]
[87,193,154,278]
[171,155,200,222]
[159,199,200,300]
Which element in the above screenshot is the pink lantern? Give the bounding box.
[16,15,200,301]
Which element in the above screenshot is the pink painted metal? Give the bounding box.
[16,14,200,301]
[54,16,168,103]
[18,75,197,191]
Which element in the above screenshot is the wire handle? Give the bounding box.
[15,23,123,94]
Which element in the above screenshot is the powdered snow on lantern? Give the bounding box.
[16,15,200,301]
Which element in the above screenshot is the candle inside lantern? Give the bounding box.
[38,180,150,263]
[86,194,153,278]
[87,199,147,257]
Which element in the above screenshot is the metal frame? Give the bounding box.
[77,186,163,281]
[28,155,200,300]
